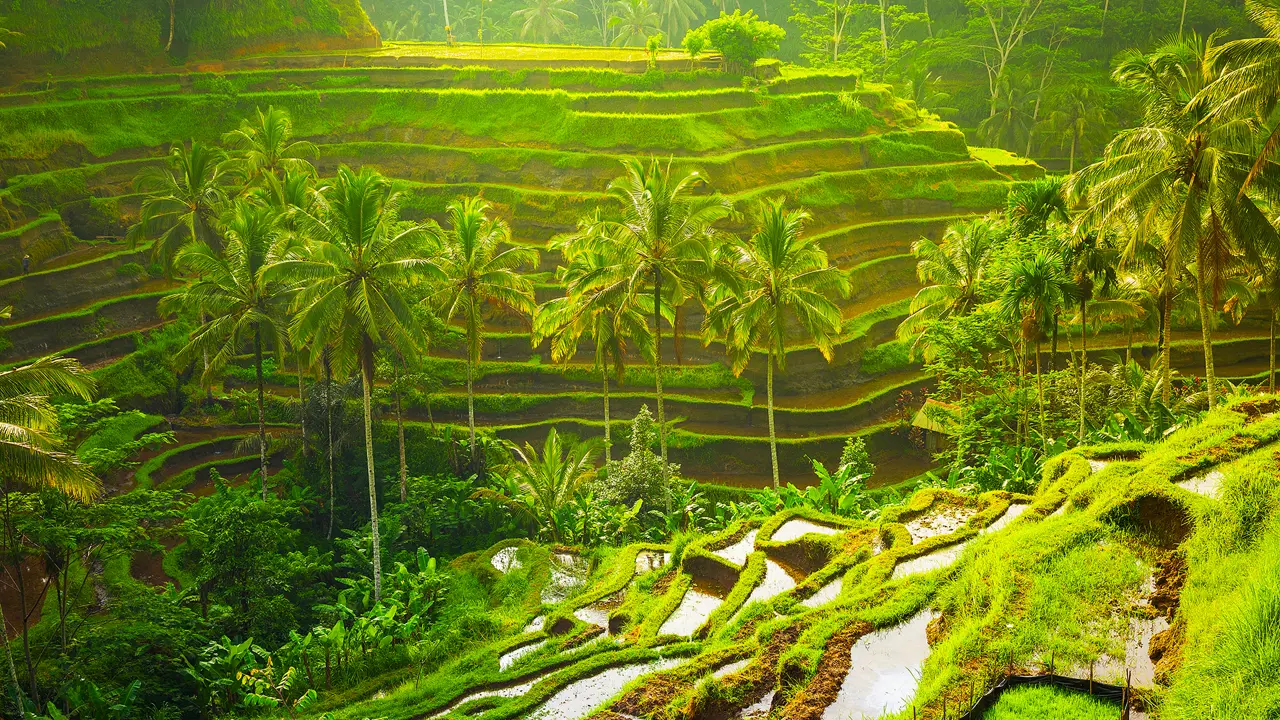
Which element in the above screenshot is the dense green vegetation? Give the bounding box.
[1,0,1279,719]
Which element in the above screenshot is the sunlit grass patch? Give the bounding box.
[980,684,1120,719]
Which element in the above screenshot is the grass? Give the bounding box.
[979,685,1120,719]
[76,410,165,458]
[365,41,690,62]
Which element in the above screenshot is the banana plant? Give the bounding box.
[239,659,319,719]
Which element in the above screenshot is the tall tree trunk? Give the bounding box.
[878,0,888,63]
[1079,298,1087,442]
[1126,323,1134,366]
[1036,340,1046,451]
[254,327,268,500]
[1101,0,1109,36]
[297,351,307,458]
[1271,309,1276,394]
[360,337,383,603]
[767,353,779,489]
[1051,311,1059,370]
[1195,272,1218,408]
[603,373,612,463]
[653,269,669,511]
[325,352,335,540]
[165,0,175,52]
[0,595,22,720]
[1162,290,1173,405]
[466,349,477,472]
[397,379,407,503]
[923,0,933,36]
[1179,0,1188,37]
[1070,127,1078,174]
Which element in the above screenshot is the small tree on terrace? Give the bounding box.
[696,10,786,74]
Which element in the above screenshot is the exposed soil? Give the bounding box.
[1115,496,1193,549]
[1233,397,1280,423]
[691,623,807,720]
[560,624,605,650]
[1178,434,1259,465]
[684,555,740,597]
[779,620,872,720]
[1147,553,1187,684]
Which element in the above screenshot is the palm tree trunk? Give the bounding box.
[466,350,477,472]
[1194,272,1218,408]
[325,351,335,540]
[165,0,175,52]
[1079,298,1087,442]
[0,596,22,720]
[1126,322,1133,366]
[1101,0,1109,36]
[1162,291,1173,405]
[254,327,268,500]
[653,269,669,511]
[297,351,307,458]
[1036,340,1046,450]
[397,383,407,503]
[1271,309,1276,394]
[1179,0,1188,37]
[1051,311,1059,370]
[360,338,383,603]
[767,353,779,490]
[603,373,612,463]
[923,0,933,36]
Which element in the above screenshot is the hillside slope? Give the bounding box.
[309,396,1280,719]
[0,0,379,80]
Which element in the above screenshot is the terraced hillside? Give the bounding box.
[7,46,1265,491]
[307,396,1280,720]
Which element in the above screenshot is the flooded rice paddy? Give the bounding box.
[772,519,843,543]
[801,577,844,608]
[491,547,522,573]
[904,505,977,542]
[659,587,723,637]
[634,550,669,574]
[1178,469,1223,498]
[821,610,935,720]
[499,639,547,671]
[891,541,969,580]
[980,503,1029,535]
[526,657,684,720]
[713,530,758,566]
[743,560,796,607]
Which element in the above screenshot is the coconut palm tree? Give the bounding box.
[273,166,436,602]
[222,105,318,188]
[160,200,294,498]
[431,196,537,470]
[704,199,849,488]
[0,355,96,711]
[896,216,1001,358]
[472,428,598,543]
[1071,32,1280,409]
[610,0,660,46]
[511,0,578,42]
[128,141,229,271]
[573,158,732,494]
[534,230,653,463]
[999,251,1076,449]
[1205,0,1280,192]
[657,0,703,46]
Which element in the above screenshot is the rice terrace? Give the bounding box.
[0,0,1278,718]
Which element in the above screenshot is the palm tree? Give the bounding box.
[431,196,537,470]
[1071,33,1280,409]
[1065,230,1134,440]
[274,166,435,602]
[704,199,849,488]
[1206,0,1280,194]
[1046,82,1110,174]
[896,216,1001,358]
[472,428,597,543]
[0,355,96,711]
[610,0,660,46]
[160,201,293,499]
[999,251,1076,449]
[128,141,229,271]
[574,158,732,496]
[657,0,703,47]
[222,106,318,188]
[511,0,578,42]
[534,231,653,463]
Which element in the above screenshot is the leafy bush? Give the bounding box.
[693,10,786,74]
[594,405,680,508]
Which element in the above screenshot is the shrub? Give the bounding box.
[696,10,786,74]
[594,405,680,508]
